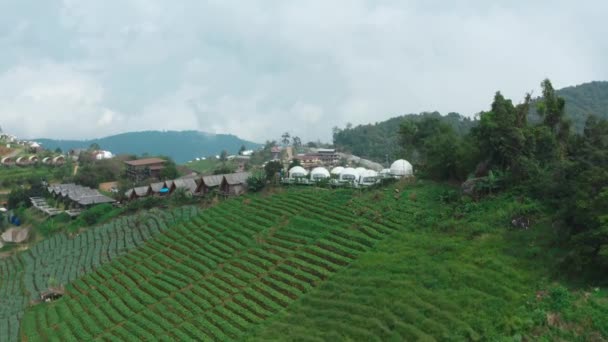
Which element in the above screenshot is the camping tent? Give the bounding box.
[339,167,359,182]
[330,166,344,177]
[310,167,330,180]
[289,166,308,178]
[359,169,379,186]
[390,159,413,177]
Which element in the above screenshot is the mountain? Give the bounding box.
[555,81,608,132]
[36,130,260,164]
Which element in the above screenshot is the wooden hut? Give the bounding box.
[52,156,66,166]
[220,172,250,196]
[1,157,14,166]
[195,174,223,195]
[15,156,29,166]
[171,178,197,195]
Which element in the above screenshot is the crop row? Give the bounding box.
[0,206,199,342]
[22,189,404,340]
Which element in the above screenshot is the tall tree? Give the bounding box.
[292,136,302,148]
[281,132,291,146]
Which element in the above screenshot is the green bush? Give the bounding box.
[78,204,115,226]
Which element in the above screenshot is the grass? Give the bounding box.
[184,158,237,174]
[12,180,608,341]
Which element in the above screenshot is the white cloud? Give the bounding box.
[0,62,120,139]
[0,1,606,142]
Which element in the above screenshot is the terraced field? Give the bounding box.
[17,183,608,340]
[0,206,199,342]
[21,186,414,341]
[247,231,535,340]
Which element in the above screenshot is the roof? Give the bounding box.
[124,158,166,167]
[133,186,150,197]
[390,159,413,176]
[77,195,116,206]
[201,174,224,187]
[223,172,251,185]
[173,179,197,193]
[149,182,165,192]
[311,167,330,178]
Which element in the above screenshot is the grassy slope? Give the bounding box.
[19,182,608,341]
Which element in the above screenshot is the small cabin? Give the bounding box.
[220,172,250,196]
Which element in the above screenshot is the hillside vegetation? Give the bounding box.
[0,207,199,342]
[36,131,260,164]
[333,112,476,162]
[18,183,608,341]
[334,81,608,163]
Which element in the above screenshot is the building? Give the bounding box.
[316,148,340,164]
[170,178,198,194]
[294,148,340,168]
[124,158,166,181]
[220,172,250,196]
[48,184,115,208]
[195,174,223,195]
[271,146,282,160]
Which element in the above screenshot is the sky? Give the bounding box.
[0,1,606,143]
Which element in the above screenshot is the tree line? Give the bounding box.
[399,79,608,279]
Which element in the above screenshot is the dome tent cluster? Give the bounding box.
[283,159,413,187]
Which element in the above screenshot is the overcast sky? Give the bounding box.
[1,1,606,142]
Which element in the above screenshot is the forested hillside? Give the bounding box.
[334,81,608,162]
[333,112,476,162]
[555,81,608,132]
[36,131,260,164]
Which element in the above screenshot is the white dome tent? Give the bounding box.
[359,169,379,186]
[380,169,391,178]
[390,159,413,178]
[330,166,344,176]
[289,166,308,179]
[339,167,360,182]
[355,167,367,174]
[310,167,330,180]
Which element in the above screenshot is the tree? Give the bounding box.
[54,147,62,154]
[288,159,301,169]
[160,160,179,180]
[239,145,247,154]
[292,136,302,148]
[264,160,283,180]
[246,172,266,192]
[89,143,101,151]
[281,132,291,146]
[219,150,228,162]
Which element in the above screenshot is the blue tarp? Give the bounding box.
[160,188,170,194]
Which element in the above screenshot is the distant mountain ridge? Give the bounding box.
[36,130,260,164]
[555,81,608,132]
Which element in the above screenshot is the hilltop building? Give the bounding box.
[124,158,166,181]
[294,148,339,168]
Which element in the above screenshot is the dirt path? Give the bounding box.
[73,164,79,176]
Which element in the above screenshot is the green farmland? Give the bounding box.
[11,182,607,341]
[0,207,200,342]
